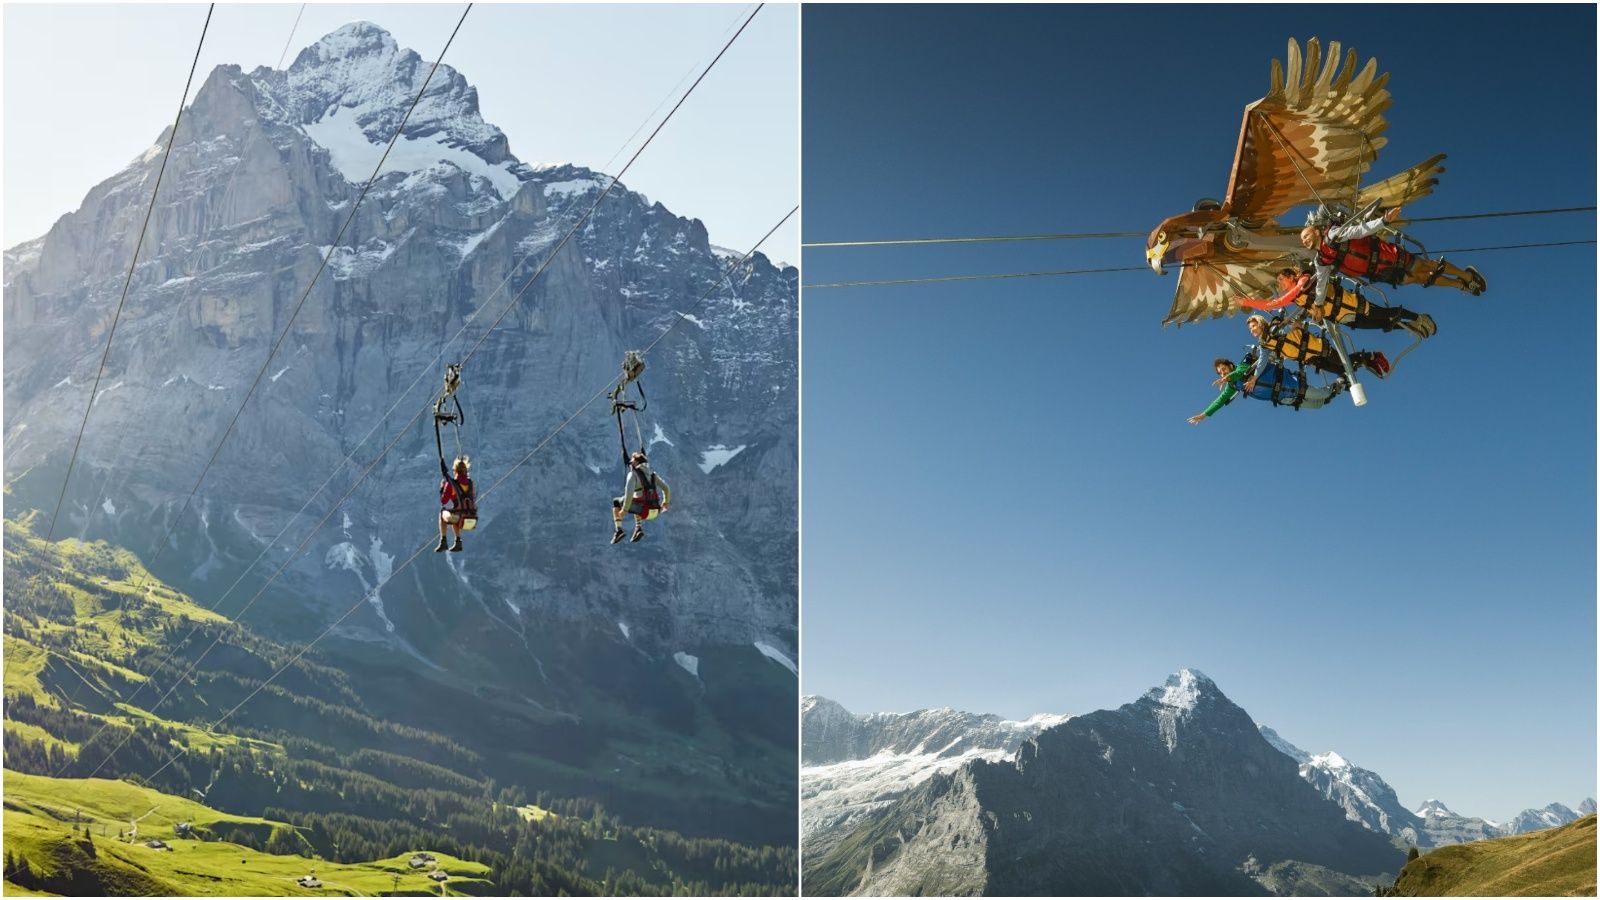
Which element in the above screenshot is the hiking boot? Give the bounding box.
[631,525,645,543]
[611,528,625,545]
[1367,351,1391,378]
[449,539,463,552]
[435,537,448,553]
[1415,313,1437,337]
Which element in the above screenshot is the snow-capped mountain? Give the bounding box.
[1257,727,1429,846]
[1412,798,1501,844]
[800,695,1068,863]
[4,22,795,844]
[804,670,1402,896]
[1504,802,1586,835]
[1259,727,1593,848]
[6,20,794,650]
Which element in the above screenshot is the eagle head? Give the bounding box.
[1146,206,1228,275]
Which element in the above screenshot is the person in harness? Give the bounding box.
[437,455,475,552]
[1239,266,1436,338]
[612,450,669,544]
[1244,314,1389,385]
[1301,205,1486,301]
[1187,356,1346,424]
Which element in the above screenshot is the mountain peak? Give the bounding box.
[1145,668,1219,713]
[1311,750,1351,770]
[296,22,400,66]
[1417,799,1455,816]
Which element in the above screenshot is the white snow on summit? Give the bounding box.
[1154,668,1212,712]
[1312,751,1350,770]
[1004,712,1073,731]
[544,177,606,199]
[303,109,521,199]
[802,699,1071,845]
[1150,669,1213,752]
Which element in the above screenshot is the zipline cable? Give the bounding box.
[458,4,765,370]
[803,239,1595,290]
[85,3,309,541]
[52,5,476,776]
[806,264,1146,289]
[72,9,770,782]
[801,206,1597,249]
[112,4,472,585]
[42,4,216,543]
[73,2,770,736]
[130,206,796,789]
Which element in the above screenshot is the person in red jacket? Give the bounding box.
[437,456,475,552]
[1301,205,1485,300]
[1238,266,1435,338]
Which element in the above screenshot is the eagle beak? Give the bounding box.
[1146,240,1168,275]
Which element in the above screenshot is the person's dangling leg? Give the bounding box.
[436,512,449,552]
[1403,257,1483,294]
[611,499,626,544]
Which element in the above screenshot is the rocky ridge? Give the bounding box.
[804,670,1403,896]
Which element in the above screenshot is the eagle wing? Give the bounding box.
[1356,153,1446,210]
[1163,247,1293,327]
[1223,38,1391,221]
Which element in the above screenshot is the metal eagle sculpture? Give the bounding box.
[1147,38,1447,326]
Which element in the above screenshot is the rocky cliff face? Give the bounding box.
[805,671,1404,896]
[4,22,795,843]
[800,695,1068,865]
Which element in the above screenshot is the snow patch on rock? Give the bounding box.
[699,444,747,474]
[754,641,797,676]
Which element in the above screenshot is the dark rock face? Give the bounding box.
[807,671,1404,896]
[4,23,794,843]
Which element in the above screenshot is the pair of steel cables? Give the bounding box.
[30,4,788,792]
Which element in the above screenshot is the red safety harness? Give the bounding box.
[1318,235,1413,286]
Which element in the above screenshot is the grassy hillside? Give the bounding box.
[2,772,493,896]
[1386,814,1596,897]
[2,521,796,895]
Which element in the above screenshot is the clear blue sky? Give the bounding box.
[801,5,1596,823]
[3,3,797,261]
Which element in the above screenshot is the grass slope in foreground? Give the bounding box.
[2,772,493,896]
[1386,813,1596,897]
[1,520,796,895]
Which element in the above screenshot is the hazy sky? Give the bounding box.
[2,3,798,261]
[802,5,1595,824]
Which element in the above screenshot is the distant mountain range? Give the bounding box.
[803,670,1591,896]
[1261,725,1591,848]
